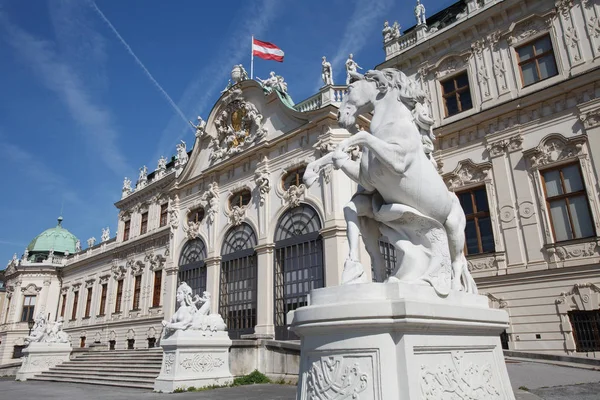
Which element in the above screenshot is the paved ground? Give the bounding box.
[0,360,598,399]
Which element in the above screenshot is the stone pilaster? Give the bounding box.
[205,256,221,315]
[254,243,275,338]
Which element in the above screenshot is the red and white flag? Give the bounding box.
[252,38,284,62]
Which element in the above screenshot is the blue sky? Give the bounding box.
[0,0,456,263]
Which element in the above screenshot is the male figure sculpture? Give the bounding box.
[415,0,427,25]
[321,56,334,86]
[345,54,362,85]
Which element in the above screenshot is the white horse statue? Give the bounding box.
[304,68,476,294]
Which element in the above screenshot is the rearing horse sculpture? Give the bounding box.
[304,68,476,294]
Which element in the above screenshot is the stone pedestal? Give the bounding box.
[289,282,515,400]
[15,342,72,381]
[154,330,233,393]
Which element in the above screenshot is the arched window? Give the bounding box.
[178,239,207,295]
[220,223,257,339]
[274,204,323,340]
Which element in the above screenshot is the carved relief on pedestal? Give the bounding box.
[180,354,225,373]
[306,356,369,399]
[420,351,501,399]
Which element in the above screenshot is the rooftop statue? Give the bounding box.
[161,282,226,338]
[75,239,81,253]
[157,156,167,172]
[192,116,207,138]
[24,314,70,345]
[392,21,401,38]
[382,21,393,42]
[257,71,288,94]
[321,56,334,86]
[345,54,362,85]
[137,165,148,188]
[303,68,476,295]
[122,177,132,198]
[415,0,427,25]
[101,227,110,242]
[87,237,96,248]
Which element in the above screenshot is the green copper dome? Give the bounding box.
[27,217,78,256]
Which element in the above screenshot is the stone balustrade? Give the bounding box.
[295,85,347,112]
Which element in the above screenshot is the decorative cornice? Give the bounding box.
[443,159,492,190]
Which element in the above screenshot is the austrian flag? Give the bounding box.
[252,38,284,62]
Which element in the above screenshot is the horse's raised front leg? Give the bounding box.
[304,153,334,187]
[337,131,410,176]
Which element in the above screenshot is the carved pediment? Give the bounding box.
[556,283,600,310]
[443,159,492,189]
[209,96,267,163]
[506,14,554,45]
[21,283,42,295]
[523,134,586,168]
[434,53,471,79]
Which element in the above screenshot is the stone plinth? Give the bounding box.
[289,282,515,400]
[154,330,233,393]
[15,342,72,381]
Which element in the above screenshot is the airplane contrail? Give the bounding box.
[88,1,192,130]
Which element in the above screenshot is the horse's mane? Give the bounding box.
[364,68,426,110]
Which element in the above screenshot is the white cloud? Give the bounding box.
[0,11,130,176]
[152,0,281,161]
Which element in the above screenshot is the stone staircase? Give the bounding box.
[29,348,163,390]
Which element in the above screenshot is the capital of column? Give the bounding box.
[255,243,275,253]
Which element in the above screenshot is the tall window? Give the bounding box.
[132,275,142,310]
[99,284,107,316]
[152,271,162,308]
[123,220,131,241]
[568,310,600,352]
[84,287,93,318]
[160,204,168,227]
[140,212,148,235]
[21,295,36,322]
[441,72,473,117]
[457,187,495,255]
[541,163,594,242]
[71,291,79,320]
[60,293,67,318]
[516,35,558,87]
[4,297,11,323]
[282,166,307,190]
[115,280,123,313]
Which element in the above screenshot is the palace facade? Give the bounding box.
[2,0,600,366]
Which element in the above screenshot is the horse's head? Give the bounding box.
[338,68,426,129]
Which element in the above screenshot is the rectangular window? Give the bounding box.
[152,270,162,308]
[140,212,148,235]
[99,283,107,316]
[457,187,495,255]
[568,310,600,352]
[542,163,594,242]
[160,204,168,227]
[115,280,123,313]
[71,291,79,320]
[516,35,558,87]
[123,220,131,241]
[441,72,473,117]
[132,275,142,310]
[21,295,36,322]
[60,294,67,318]
[84,287,92,318]
[4,297,11,323]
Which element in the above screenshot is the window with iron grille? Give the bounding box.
[84,287,92,318]
[123,220,131,241]
[516,35,558,87]
[178,239,207,296]
[60,293,66,318]
[152,271,162,308]
[375,238,397,280]
[71,291,79,320]
[160,203,168,227]
[541,163,594,242]
[282,166,307,190]
[274,205,323,340]
[140,212,148,235]
[441,72,473,117]
[568,310,600,352]
[457,186,495,255]
[21,295,36,322]
[132,275,142,310]
[99,284,107,316]
[220,223,257,339]
[114,280,123,313]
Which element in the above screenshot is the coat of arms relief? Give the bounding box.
[208,90,267,163]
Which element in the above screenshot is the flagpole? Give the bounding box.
[250,35,254,80]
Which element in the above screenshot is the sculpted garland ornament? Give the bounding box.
[306,356,368,400]
[210,96,266,163]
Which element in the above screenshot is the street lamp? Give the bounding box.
[27,319,35,336]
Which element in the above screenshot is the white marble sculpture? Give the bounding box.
[87,237,96,248]
[137,165,148,188]
[415,0,426,25]
[23,249,29,261]
[382,21,393,42]
[392,21,401,38]
[257,71,288,93]
[24,314,70,345]
[345,54,362,85]
[303,68,476,294]
[193,116,207,138]
[156,156,168,178]
[101,227,110,242]
[75,239,81,253]
[161,282,226,339]
[175,140,188,177]
[122,177,132,198]
[321,56,334,86]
